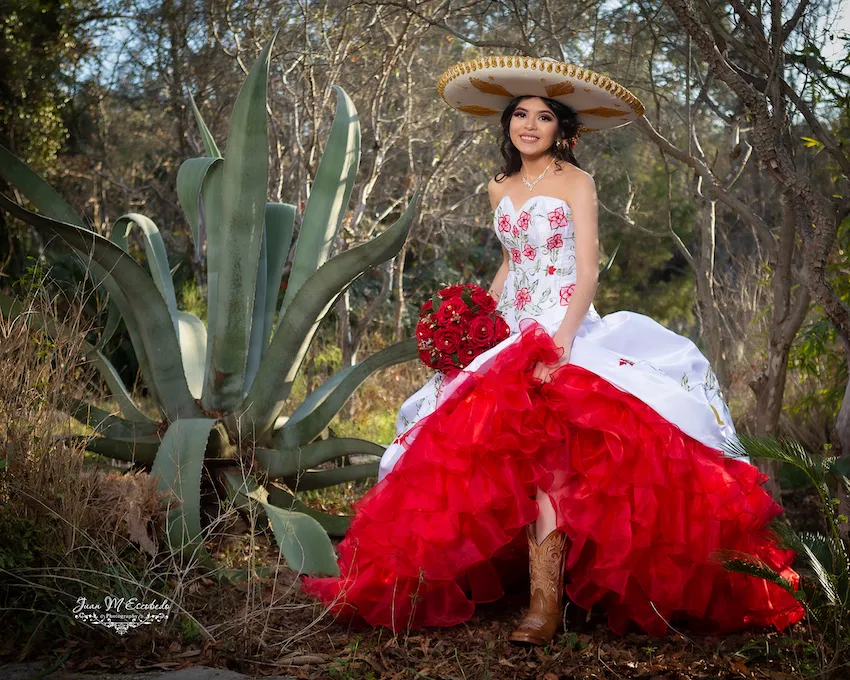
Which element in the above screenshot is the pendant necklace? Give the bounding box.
[522,157,556,192]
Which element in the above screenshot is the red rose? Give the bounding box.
[459,345,478,365]
[471,288,497,313]
[420,299,433,314]
[435,298,468,325]
[438,284,465,299]
[468,314,496,347]
[416,316,435,341]
[495,315,510,339]
[433,325,463,354]
[436,354,458,372]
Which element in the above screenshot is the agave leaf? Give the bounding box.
[598,241,620,282]
[80,434,162,465]
[0,290,152,423]
[220,469,269,507]
[256,438,385,479]
[266,483,350,537]
[280,365,356,431]
[276,85,361,325]
[261,202,295,358]
[220,470,349,536]
[91,278,166,411]
[277,339,417,450]
[0,143,84,226]
[289,463,379,491]
[0,146,132,356]
[260,503,339,576]
[150,418,216,559]
[176,157,221,257]
[68,398,158,439]
[0,195,201,420]
[244,189,420,438]
[177,311,207,400]
[0,145,134,367]
[111,213,179,337]
[203,34,276,411]
[243,221,268,394]
[188,91,222,159]
[199,161,223,409]
[93,288,123,353]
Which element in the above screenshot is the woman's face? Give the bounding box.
[508,97,558,154]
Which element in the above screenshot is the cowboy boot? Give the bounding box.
[508,524,568,646]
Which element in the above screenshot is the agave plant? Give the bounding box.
[720,434,850,667]
[0,32,420,575]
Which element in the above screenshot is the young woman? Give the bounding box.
[301,57,805,644]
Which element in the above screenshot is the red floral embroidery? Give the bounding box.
[498,214,512,232]
[510,248,522,264]
[522,244,537,261]
[516,211,531,230]
[548,206,569,229]
[515,288,532,311]
[559,283,576,306]
[511,224,520,237]
[547,265,556,275]
[546,233,564,250]
[619,358,634,366]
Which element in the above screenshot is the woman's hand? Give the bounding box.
[531,329,574,385]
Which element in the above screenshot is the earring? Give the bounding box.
[555,138,567,150]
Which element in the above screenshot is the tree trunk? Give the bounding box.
[749,192,811,502]
[392,241,409,343]
[693,198,731,392]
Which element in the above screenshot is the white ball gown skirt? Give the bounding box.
[302,195,804,635]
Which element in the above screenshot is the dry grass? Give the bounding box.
[0,290,176,655]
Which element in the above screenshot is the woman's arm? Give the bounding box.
[487,178,510,301]
[553,173,599,346]
[489,247,510,300]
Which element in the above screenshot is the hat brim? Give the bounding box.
[438,56,645,132]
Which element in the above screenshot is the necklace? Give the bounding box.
[522,157,556,192]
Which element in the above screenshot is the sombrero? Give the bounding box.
[437,56,645,133]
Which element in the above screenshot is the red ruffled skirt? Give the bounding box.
[301,318,806,635]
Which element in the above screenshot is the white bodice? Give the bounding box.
[493,194,601,334]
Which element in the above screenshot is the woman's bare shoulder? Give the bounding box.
[552,163,595,200]
[488,175,515,210]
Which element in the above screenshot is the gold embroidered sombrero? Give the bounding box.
[437,56,645,132]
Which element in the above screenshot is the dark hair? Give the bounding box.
[494,95,582,182]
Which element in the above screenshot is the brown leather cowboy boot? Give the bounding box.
[508,524,568,645]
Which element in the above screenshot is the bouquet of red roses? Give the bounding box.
[416,283,511,375]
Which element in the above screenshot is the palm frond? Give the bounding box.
[718,550,800,597]
[797,542,838,606]
[767,518,804,552]
[722,434,823,483]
